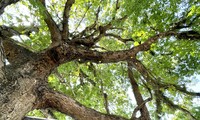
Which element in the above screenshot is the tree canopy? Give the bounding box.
[0,0,200,120]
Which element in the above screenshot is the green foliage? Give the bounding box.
[26,110,44,118]
[1,0,200,119]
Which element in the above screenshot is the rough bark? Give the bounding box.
[0,39,49,120]
[128,62,150,120]
[34,86,128,120]
[0,36,128,120]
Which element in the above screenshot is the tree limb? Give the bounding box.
[35,85,128,120]
[0,25,39,37]
[127,61,151,120]
[155,89,162,120]
[1,36,37,66]
[46,31,175,65]
[105,33,134,43]
[177,30,200,40]
[100,79,110,114]
[38,0,61,47]
[62,0,75,41]
[44,28,200,67]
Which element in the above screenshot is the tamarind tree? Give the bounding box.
[0,0,200,120]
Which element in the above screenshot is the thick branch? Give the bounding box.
[1,37,37,66]
[0,25,39,37]
[128,62,150,120]
[35,86,128,120]
[50,44,136,64]
[46,28,199,67]
[48,31,174,65]
[62,0,75,41]
[38,0,61,47]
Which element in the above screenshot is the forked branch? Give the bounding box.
[38,0,61,47]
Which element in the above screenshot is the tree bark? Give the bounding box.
[128,62,150,120]
[34,86,128,120]
[0,37,128,120]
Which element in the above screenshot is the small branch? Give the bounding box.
[132,97,152,119]
[112,0,120,20]
[177,30,200,40]
[62,0,75,41]
[53,69,76,96]
[73,23,97,39]
[103,93,110,114]
[171,14,200,30]
[79,69,96,86]
[105,33,134,43]
[162,94,196,120]
[53,69,65,83]
[74,4,91,32]
[155,89,162,120]
[72,2,102,39]
[134,31,176,52]
[129,59,156,84]
[100,79,110,114]
[160,83,200,97]
[95,1,102,23]
[0,25,39,37]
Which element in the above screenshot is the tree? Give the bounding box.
[0,0,200,120]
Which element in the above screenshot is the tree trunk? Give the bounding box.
[0,37,53,120]
[0,76,37,120]
[0,54,54,120]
